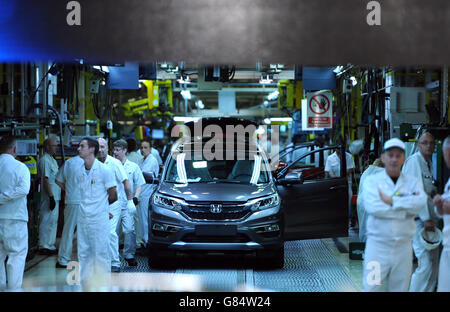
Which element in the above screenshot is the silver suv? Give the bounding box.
[147,118,349,269]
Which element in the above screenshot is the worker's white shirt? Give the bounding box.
[139,154,159,197]
[440,179,450,248]
[103,155,128,203]
[139,154,159,177]
[0,154,31,222]
[362,170,426,240]
[39,152,61,200]
[78,159,116,221]
[402,152,439,222]
[151,147,163,166]
[127,151,143,165]
[325,151,354,185]
[56,156,84,204]
[123,159,145,195]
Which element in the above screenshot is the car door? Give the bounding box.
[276,146,349,240]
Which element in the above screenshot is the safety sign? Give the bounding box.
[306,91,333,129]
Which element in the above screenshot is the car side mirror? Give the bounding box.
[276,172,304,186]
[143,172,160,185]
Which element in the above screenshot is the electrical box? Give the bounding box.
[390,87,426,113]
[89,79,100,94]
[16,139,38,156]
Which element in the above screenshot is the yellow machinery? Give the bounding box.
[122,80,173,117]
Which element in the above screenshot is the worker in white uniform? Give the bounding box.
[403,132,440,292]
[151,146,163,166]
[97,138,132,273]
[76,137,117,289]
[0,136,31,290]
[325,145,355,215]
[138,137,160,248]
[433,135,450,292]
[55,155,84,268]
[362,138,426,292]
[356,158,384,242]
[126,138,143,165]
[38,137,61,255]
[113,139,146,265]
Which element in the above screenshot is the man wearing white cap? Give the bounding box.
[361,138,426,292]
[433,135,450,291]
[402,131,440,292]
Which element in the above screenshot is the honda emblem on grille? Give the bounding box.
[210,204,223,213]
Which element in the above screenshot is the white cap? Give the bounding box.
[383,138,405,152]
[419,228,442,250]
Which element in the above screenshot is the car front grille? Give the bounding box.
[182,233,250,243]
[181,201,250,221]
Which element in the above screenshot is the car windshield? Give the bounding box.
[164,150,270,185]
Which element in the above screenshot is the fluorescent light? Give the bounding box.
[177,75,191,84]
[333,66,344,74]
[173,116,199,123]
[263,118,271,125]
[350,76,357,86]
[259,73,273,84]
[180,90,192,100]
[195,100,204,109]
[267,90,279,100]
[270,117,293,122]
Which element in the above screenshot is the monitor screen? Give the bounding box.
[152,129,164,139]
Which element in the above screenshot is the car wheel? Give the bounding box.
[256,245,284,270]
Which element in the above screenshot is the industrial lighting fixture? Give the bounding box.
[195,100,205,109]
[269,117,293,122]
[267,90,279,100]
[350,76,358,86]
[177,74,191,84]
[259,73,273,84]
[263,118,271,125]
[333,65,344,74]
[173,116,199,122]
[180,90,192,100]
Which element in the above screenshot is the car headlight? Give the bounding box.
[152,194,185,211]
[247,194,280,211]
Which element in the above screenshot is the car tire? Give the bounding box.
[256,245,284,270]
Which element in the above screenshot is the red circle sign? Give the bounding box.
[309,94,330,115]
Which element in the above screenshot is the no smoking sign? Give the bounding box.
[306,91,333,129]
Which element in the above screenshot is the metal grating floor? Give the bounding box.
[118,239,359,292]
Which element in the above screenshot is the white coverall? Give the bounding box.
[138,154,159,247]
[55,156,84,266]
[402,152,440,292]
[103,155,128,268]
[38,152,61,251]
[437,178,450,292]
[121,159,145,258]
[0,154,31,290]
[356,165,384,242]
[77,159,115,285]
[362,170,426,292]
[325,151,355,214]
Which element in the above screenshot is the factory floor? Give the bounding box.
[18,228,368,292]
